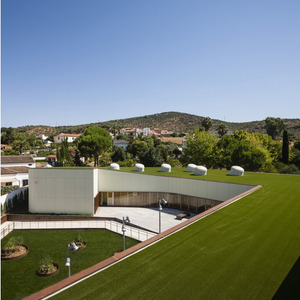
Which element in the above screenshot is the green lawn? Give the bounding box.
[1,229,138,299]
[53,169,300,300]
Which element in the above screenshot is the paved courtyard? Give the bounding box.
[94,206,196,233]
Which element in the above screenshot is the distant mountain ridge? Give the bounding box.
[9,111,300,139]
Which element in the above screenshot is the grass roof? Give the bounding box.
[51,169,300,299]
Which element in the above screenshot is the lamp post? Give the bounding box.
[65,242,78,277]
[122,216,131,251]
[159,198,168,234]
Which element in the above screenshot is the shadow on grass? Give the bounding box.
[272,256,300,300]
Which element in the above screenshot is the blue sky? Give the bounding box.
[2,0,300,127]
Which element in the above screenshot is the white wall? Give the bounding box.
[29,169,96,215]
[98,169,254,202]
[1,173,29,187]
[28,168,255,215]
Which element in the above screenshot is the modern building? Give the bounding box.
[29,168,256,215]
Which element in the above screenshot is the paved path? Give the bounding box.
[94,207,196,233]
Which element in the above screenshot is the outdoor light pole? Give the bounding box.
[122,216,131,251]
[159,199,168,234]
[65,242,78,277]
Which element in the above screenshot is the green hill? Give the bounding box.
[10,112,300,139]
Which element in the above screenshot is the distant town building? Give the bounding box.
[37,134,48,141]
[53,133,81,143]
[1,156,36,187]
[120,128,143,138]
[143,128,150,136]
[113,140,129,150]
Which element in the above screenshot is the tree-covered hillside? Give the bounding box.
[4,112,300,139]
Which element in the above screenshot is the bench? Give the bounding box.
[176,212,191,220]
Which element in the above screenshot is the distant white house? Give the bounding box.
[1,166,30,187]
[1,156,36,187]
[44,140,53,147]
[53,133,81,143]
[120,128,143,138]
[37,134,48,141]
[143,128,150,136]
[113,140,129,150]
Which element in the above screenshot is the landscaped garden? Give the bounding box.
[1,229,139,299]
[51,168,300,299]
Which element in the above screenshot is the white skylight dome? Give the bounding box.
[229,166,244,176]
[109,163,120,170]
[186,164,197,172]
[160,163,171,172]
[134,163,145,172]
[194,166,207,176]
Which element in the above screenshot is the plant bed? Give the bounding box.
[36,263,59,277]
[74,241,86,250]
[36,256,59,277]
[1,244,28,260]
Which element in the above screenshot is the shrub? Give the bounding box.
[74,232,84,244]
[279,164,300,174]
[166,157,182,168]
[1,185,20,196]
[39,255,55,274]
[3,237,17,255]
[118,159,137,167]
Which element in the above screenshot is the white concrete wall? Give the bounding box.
[98,169,254,202]
[29,169,95,215]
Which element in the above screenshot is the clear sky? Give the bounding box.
[1,0,300,127]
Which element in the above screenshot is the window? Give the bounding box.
[6,182,12,186]
[23,179,28,186]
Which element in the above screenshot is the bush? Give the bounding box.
[278,164,300,174]
[118,159,137,167]
[1,185,20,196]
[166,157,182,168]
[2,236,24,255]
[74,232,84,244]
[38,256,55,274]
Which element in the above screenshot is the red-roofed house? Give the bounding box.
[53,133,81,143]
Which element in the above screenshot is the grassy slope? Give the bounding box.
[54,169,300,300]
[1,230,138,299]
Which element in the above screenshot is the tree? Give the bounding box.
[139,147,164,167]
[111,145,126,162]
[57,138,74,166]
[265,117,285,139]
[1,127,15,144]
[78,127,112,166]
[201,117,213,132]
[181,129,217,168]
[216,132,270,171]
[127,140,148,158]
[11,133,30,154]
[217,124,228,137]
[282,130,289,164]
